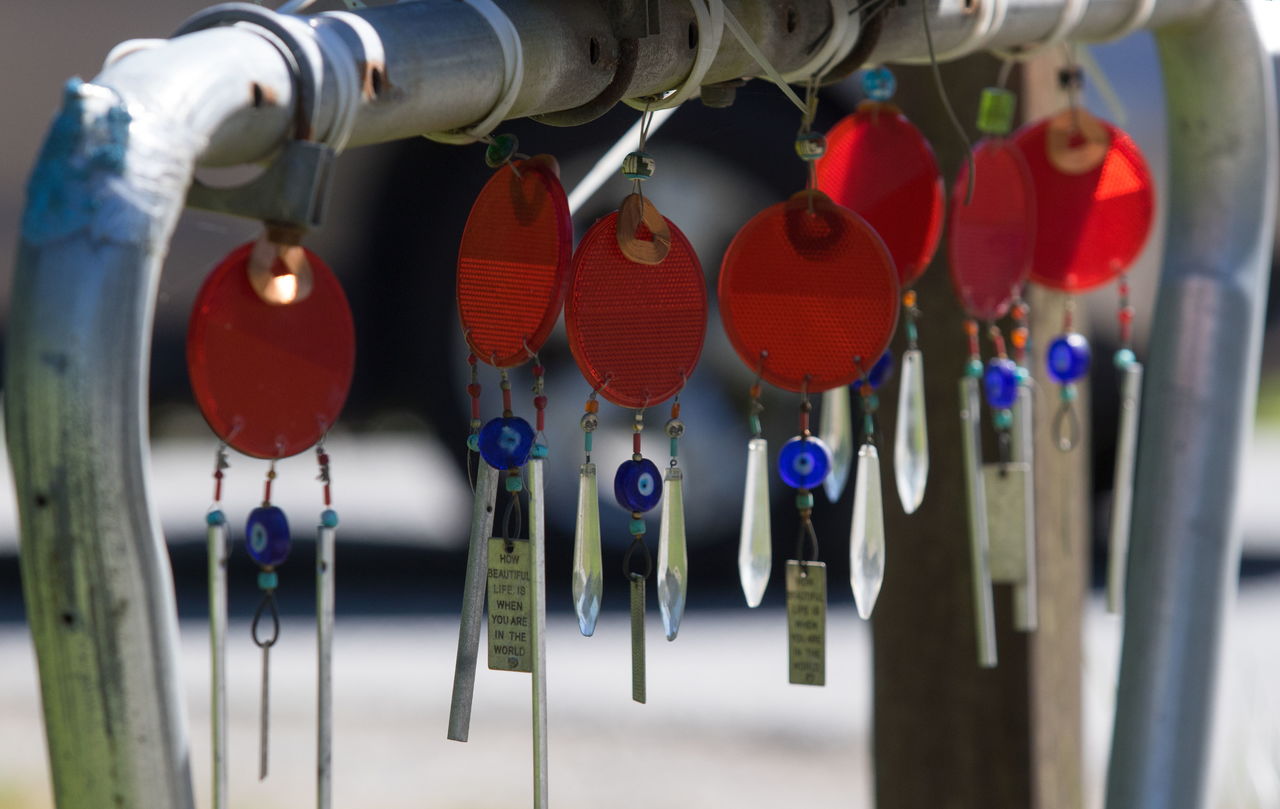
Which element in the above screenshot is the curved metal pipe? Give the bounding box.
[1105,2,1278,808]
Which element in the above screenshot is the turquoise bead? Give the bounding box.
[206,509,226,526]
[321,509,339,528]
[505,475,525,493]
[1114,348,1136,369]
[861,66,896,101]
[466,434,480,452]
[584,432,593,453]
[1060,385,1077,402]
[531,443,549,459]
[795,491,814,510]
[257,571,278,590]
[993,409,1013,430]
[965,359,983,378]
[670,437,679,458]
[629,517,647,536]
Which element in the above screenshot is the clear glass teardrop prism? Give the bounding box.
[658,467,688,641]
[572,462,602,636]
[821,385,854,502]
[850,443,886,620]
[738,438,772,607]
[894,348,929,514]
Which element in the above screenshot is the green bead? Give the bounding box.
[466,434,480,452]
[749,415,762,436]
[977,87,1016,136]
[993,409,1013,430]
[629,517,647,536]
[670,437,679,458]
[484,133,519,167]
[795,491,815,510]
[584,432,593,453]
[1015,366,1030,384]
[1060,385,1077,402]
[905,320,919,345]
[622,151,655,180]
[257,571,278,591]
[966,359,984,378]
[1114,348,1136,369]
[531,443,549,459]
[505,474,525,492]
[865,394,879,411]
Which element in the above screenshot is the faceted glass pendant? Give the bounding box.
[820,386,854,502]
[894,348,929,514]
[739,438,772,607]
[657,467,688,641]
[849,444,885,620]
[572,462,603,636]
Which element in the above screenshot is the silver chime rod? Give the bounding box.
[449,465,500,742]
[208,518,229,809]
[1011,382,1038,632]
[1105,361,1142,614]
[5,0,1264,804]
[526,458,550,809]
[316,521,337,809]
[959,376,998,668]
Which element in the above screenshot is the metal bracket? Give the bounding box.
[186,140,335,228]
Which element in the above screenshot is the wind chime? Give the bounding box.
[720,87,899,683]
[1011,62,1154,615]
[815,66,943,515]
[566,107,707,704]
[446,134,571,809]
[948,84,1040,667]
[187,228,355,784]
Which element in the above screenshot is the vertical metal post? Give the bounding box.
[526,458,549,809]
[1107,3,1278,807]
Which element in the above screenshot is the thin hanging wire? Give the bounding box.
[921,0,975,204]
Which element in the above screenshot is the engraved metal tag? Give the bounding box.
[984,463,1030,584]
[786,560,826,686]
[486,537,533,672]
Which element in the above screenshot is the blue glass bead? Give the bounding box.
[984,358,1020,410]
[1046,333,1091,383]
[258,570,278,590]
[321,509,339,528]
[614,458,663,513]
[478,416,535,470]
[206,509,226,526]
[861,66,897,101]
[246,506,291,567]
[466,434,480,452]
[866,350,895,389]
[778,436,833,490]
[1114,348,1136,369]
[629,517,647,535]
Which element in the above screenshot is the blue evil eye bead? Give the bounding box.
[246,506,291,567]
[866,350,895,389]
[477,416,535,470]
[778,435,833,490]
[861,66,897,101]
[983,358,1020,410]
[614,458,663,513]
[1046,333,1092,384]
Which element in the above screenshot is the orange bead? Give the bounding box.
[749,384,762,399]
[963,320,979,337]
[903,290,917,308]
[585,399,599,414]
[671,402,681,418]
[1011,328,1028,349]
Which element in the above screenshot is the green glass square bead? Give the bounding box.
[977,87,1016,136]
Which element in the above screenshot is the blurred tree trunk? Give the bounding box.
[871,54,1089,809]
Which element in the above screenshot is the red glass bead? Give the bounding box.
[533,395,548,410]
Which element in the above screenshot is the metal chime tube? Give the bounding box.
[959,377,997,668]
[207,519,229,809]
[449,465,500,742]
[1011,383,1038,631]
[316,523,336,809]
[527,458,550,809]
[1106,361,1142,614]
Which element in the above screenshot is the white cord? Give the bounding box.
[566,108,678,214]
[425,0,524,144]
[989,0,1087,60]
[899,0,1003,63]
[1100,0,1157,42]
[721,6,807,112]
[624,0,725,111]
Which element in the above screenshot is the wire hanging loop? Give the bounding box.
[500,488,523,553]
[623,533,654,582]
[1054,395,1082,452]
[251,590,281,650]
[794,514,820,570]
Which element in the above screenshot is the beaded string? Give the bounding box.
[1048,298,1086,451]
[1114,275,1137,371]
[793,387,820,575]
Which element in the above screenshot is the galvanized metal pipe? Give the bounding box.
[1106,3,1278,808]
[4,0,1252,805]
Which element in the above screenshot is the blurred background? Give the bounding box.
[3,1,1280,807]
